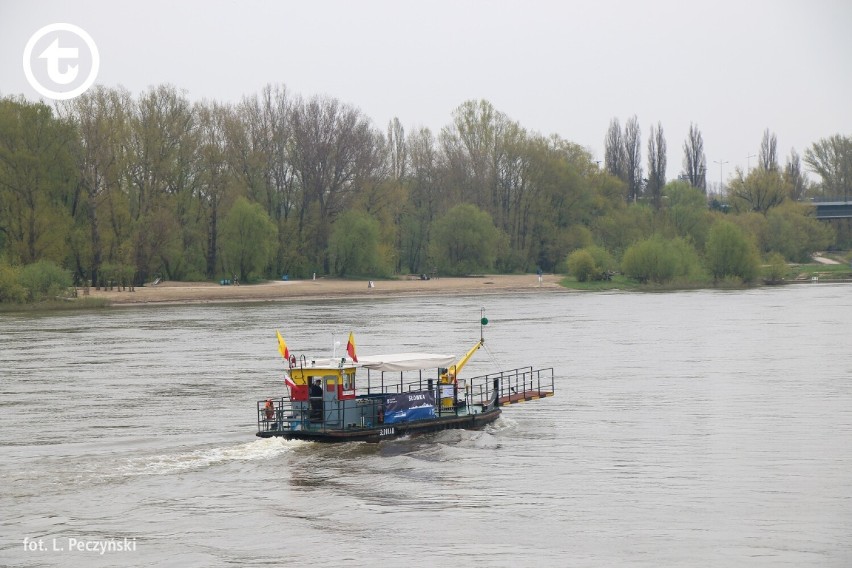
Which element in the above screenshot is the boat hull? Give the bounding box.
[256,407,502,443]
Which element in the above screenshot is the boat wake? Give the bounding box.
[124,438,305,476]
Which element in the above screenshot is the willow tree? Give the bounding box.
[705,220,760,283]
[221,197,277,282]
[328,210,385,277]
[429,203,505,276]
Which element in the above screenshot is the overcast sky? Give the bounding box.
[2,0,850,185]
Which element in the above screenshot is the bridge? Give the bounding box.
[811,199,852,220]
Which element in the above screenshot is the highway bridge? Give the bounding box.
[812,199,852,220]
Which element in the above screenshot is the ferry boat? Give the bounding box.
[256,320,555,443]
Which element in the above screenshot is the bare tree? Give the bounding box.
[646,121,666,209]
[126,84,197,283]
[195,100,233,278]
[387,117,407,182]
[682,123,706,192]
[440,99,504,209]
[288,95,385,271]
[604,117,625,182]
[783,148,807,201]
[759,128,778,172]
[59,86,132,287]
[404,127,440,272]
[624,115,642,202]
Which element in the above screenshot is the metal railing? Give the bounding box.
[258,367,556,434]
[258,396,385,434]
[466,366,555,405]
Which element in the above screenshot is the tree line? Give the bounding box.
[0,84,850,302]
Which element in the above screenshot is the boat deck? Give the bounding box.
[499,389,555,405]
[256,365,555,442]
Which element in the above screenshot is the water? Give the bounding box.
[1,286,851,567]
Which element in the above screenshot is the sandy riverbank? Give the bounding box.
[82,274,565,305]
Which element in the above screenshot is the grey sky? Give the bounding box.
[2,0,850,185]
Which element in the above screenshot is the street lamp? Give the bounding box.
[714,159,728,199]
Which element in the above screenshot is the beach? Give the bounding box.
[82,274,563,305]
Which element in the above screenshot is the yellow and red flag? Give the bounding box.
[346,331,358,362]
[276,330,290,360]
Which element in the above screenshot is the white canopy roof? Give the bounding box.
[357,353,456,372]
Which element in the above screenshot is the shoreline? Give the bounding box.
[81,274,566,305]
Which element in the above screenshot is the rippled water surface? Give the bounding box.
[2,286,851,567]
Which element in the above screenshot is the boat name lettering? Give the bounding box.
[380,427,395,436]
[407,394,426,401]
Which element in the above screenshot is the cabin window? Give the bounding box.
[342,371,355,392]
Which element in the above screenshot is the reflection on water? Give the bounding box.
[1,285,851,567]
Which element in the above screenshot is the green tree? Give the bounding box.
[595,204,655,257]
[0,97,77,265]
[566,246,615,281]
[663,180,711,247]
[0,260,26,303]
[763,252,789,284]
[527,137,597,273]
[221,198,277,282]
[126,85,198,284]
[59,86,133,287]
[429,204,504,276]
[18,259,72,302]
[764,202,834,262]
[705,220,760,283]
[728,167,788,214]
[567,249,596,282]
[621,235,700,284]
[804,134,851,200]
[328,210,386,277]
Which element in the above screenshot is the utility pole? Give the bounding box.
[746,153,756,172]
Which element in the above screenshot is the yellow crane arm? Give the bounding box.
[442,338,484,382]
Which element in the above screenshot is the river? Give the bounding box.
[1,284,851,567]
